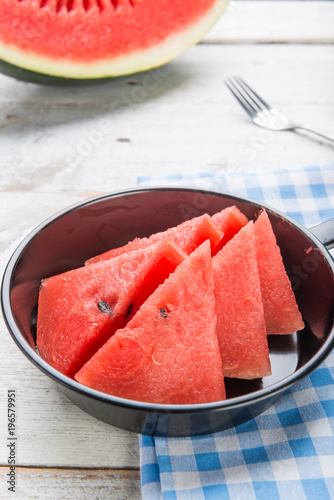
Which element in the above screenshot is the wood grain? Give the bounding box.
[1,44,333,197]
[0,334,140,468]
[205,1,334,44]
[0,467,141,500]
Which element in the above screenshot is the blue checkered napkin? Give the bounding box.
[138,164,334,500]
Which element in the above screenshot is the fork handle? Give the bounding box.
[294,126,334,145]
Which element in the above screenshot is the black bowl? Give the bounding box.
[2,187,334,437]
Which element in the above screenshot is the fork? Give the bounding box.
[225,76,334,145]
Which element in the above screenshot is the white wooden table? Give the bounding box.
[1,2,334,498]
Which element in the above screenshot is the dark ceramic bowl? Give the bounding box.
[2,187,334,437]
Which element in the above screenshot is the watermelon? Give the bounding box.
[75,241,226,404]
[254,211,305,335]
[86,213,223,265]
[212,222,271,379]
[211,205,249,252]
[0,0,229,83]
[37,240,185,377]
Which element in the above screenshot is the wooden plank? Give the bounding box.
[0,467,141,500]
[0,194,140,469]
[0,331,140,468]
[0,227,140,469]
[1,44,333,195]
[204,1,334,44]
[0,192,141,470]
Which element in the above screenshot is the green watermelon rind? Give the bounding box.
[0,58,99,85]
[0,0,229,83]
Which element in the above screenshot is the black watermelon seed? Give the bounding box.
[125,302,133,318]
[98,300,114,316]
[30,305,38,343]
[159,308,168,318]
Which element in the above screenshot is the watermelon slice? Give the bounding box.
[211,206,249,252]
[86,213,223,265]
[37,240,185,377]
[0,0,229,82]
[75,241,226,404]
[212,222,271,379]
[254,211,305,335]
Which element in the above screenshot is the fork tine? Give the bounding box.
[227,77,263,115]
[225,79,256,119]
[235,77,271,111]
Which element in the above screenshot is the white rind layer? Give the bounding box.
[0,0,229,79]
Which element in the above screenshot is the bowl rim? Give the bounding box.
[2,185,334,414]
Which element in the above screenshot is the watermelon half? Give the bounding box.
[75,241,226,404]
[37,240,185,377]
[0,0,229,82]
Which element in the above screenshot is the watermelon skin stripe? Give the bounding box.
[0,0,229,80]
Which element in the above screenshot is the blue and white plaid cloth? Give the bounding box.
[138,164,334,500]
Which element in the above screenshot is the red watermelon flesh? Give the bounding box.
[86,213,223,265]
[37,240,186,378]
[254,211,305,335]
[212,222,271,379]
[75,240,226,405]
[211,206,249,252]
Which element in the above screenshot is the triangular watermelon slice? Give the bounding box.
[86,213,223,265]
[75,241,226,405]
[212,222,271,379]
[254,210,305,334]
[37,240,186,378]
[211,205,248,252]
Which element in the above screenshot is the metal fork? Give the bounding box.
[225,76,334,145]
